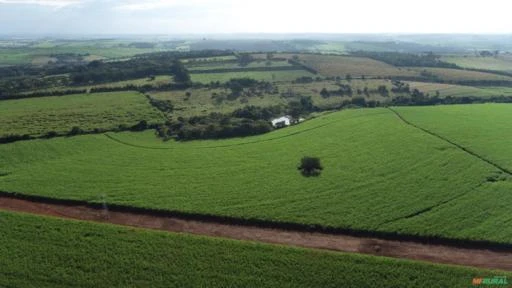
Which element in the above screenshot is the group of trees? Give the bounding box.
[156,113,273,141]
[320,84,392,99]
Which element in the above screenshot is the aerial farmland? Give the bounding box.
[1,2,512,287]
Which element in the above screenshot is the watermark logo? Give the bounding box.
[473,276,508,286]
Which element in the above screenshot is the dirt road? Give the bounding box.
[0,195,510,271]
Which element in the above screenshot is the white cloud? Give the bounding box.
[114,0,222,11]
[0,0,81,7]
[0,0,511,34]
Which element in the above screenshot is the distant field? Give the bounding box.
[309,42,347,54]
[26,75,174,94]
[150,88,287,117]
[0,46,161,65]
[406,81,512,98]
[1,107,511,244]
[0,91,163,137]
[298,55,420,78]
[1,211,504,288]
[150,80,394,117]
[190,70,316,83]
[251,53,303,60]
[442,56,512,72]
[411,67,512,82]
[187,60,293,71]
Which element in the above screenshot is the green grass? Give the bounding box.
[2,211,507,288]
[190,70,316,83]
[1,107,511,244]
[0,91,164,137]
[442,56,512,72]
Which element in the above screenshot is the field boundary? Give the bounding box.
[388,107,512,176]
[0,190,510,253]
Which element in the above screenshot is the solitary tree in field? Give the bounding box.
[298,156,323,177]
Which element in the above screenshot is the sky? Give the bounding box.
[0,0,511,35]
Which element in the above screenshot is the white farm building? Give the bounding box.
[271,116,292,128]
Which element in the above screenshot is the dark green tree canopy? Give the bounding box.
[298,156,323,177]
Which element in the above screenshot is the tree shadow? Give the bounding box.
[298,168,322,177]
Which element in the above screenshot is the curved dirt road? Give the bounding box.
[0,195,510,271]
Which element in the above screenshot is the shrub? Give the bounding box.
[69,126,84,136]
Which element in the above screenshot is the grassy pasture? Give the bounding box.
[412,67,512,82]
[150,80,394,117]
[297,54,420,78]
[0,91,163,137]
[1,211,506,288]
[441,56,512,72]
[190,70,316,83]
[1,107,511,244]
[150,88,287,117]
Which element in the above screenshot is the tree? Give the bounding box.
[345,74,352,82]
[69,126,84,136]
[172,60,191,83]
[377,85,389,97]
[298,156,323,176]
[320,88,330,98]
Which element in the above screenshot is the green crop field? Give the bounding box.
[1,211,506,288]
[393,104,512,171]
[442,56,512,72]
[412,67,512,82]
[297,55,420,78]
[1,107,511,244]
[0,91,163,137]
[190,70,316,83]
[406,81,512,98]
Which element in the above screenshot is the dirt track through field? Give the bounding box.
[0,195,511,271]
